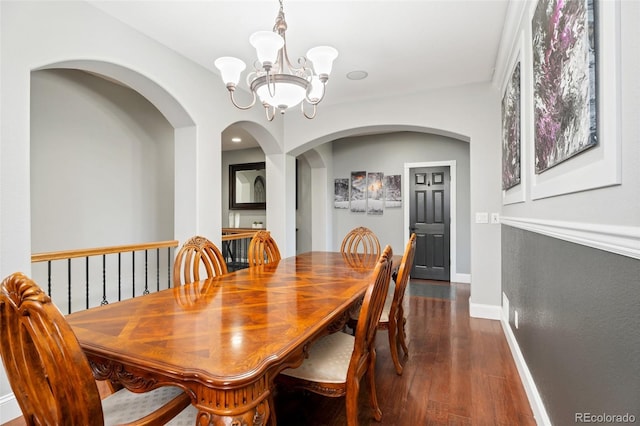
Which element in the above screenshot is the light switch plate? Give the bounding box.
[475,212,489,224]
[491,213,500,224]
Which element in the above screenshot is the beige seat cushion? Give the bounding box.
[378,282,396,323]
[280,331,355,383]
[102,385,197,425]
[378,287,393,323]
[165,404,200,425]
[351,281,396,322]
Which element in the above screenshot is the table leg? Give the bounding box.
[195,400,269,426]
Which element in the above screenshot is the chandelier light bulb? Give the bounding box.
[306,46,338,79]
[249,31,284,68]
[214,57,246,86]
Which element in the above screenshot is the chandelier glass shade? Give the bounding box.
[214,0,338,120]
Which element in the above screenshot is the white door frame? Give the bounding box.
[404,161,458,282]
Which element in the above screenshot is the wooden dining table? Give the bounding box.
[66,251,389,426]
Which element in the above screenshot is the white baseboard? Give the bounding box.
[500,318,552,426]
[469,302,501,320]
[0,393,21,424]
[452,273,471,283]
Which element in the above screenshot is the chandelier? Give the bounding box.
[214,0,338,121]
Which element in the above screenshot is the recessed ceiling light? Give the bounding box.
[346,70,368,80]
[231,137,242,143]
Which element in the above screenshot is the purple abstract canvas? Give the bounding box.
[502,61,521,190]
[532,0,597,173]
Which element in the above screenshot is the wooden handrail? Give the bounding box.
[222,232,257,242]
[31,232,259,263]
[222,227,259,233]
[31,240,179,263]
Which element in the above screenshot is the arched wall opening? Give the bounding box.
[280,83,502,313]
[220,121,280,230]
[30,68,177,254]
[41,60,195,128]
[291,125,471,279]
[30,60,199,249]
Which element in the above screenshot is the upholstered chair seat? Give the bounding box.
[102,386,198,425]
[378,284,395,324]
[280,331,354,384]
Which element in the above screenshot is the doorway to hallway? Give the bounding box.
[408,165,451,281]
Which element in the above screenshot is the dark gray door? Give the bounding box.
[409,166,450,281]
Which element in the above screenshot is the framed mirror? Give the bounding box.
[229,162,266,210]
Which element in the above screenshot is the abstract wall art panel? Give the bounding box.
[502,61,521,190]
[350,171,366,213]
[334,178,349,208]
[367,172,384,215]
[532,0,598,174]
[384,175,402,208]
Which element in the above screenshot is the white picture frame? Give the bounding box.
[529,0,621,200]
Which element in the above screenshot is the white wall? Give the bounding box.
[30,69,175,252]
[330,132,471,274]
[295,156,313,254]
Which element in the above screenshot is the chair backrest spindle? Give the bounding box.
[173,235,227,286]
[247,230,281,266]
[341,227,381,258]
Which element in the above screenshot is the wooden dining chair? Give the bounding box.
[173,235,228,286]
[277,245,394,426]
[378,233,416,375]
[247,230,281,266]
[0,272,197,426]
[340,226,381,258]
[341,227,382,333]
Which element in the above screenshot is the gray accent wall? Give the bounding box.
[331,131,470,274]
[502,225,640,425]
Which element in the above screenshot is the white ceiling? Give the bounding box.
[87,0,511,150]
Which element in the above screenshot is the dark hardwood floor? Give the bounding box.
[274,281,536,426]
[2,281,535,426]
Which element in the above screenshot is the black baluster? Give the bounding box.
[156,248,160,292]
[47,261,52,297]
[143,250,149,295]
[101,254,108,305]
[118,253,122,302]
[86,257,90,309]
[168,247,172,288]
[132,251,135,298]
[67,258,72,314]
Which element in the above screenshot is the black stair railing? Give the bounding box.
[31,240,178,314]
